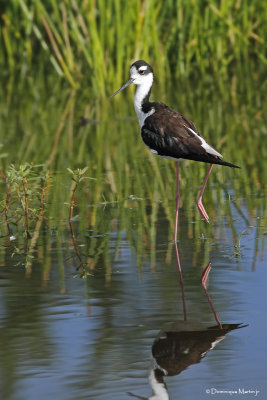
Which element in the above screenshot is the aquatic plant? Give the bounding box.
[0,163,50,236]
[67,166,90,220]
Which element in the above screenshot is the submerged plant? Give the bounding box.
[0,163,50,237]
[0,164,52,269]
[233,228,249,258]
[67,166,89,221]
[67,166,95,276]
[0,170,12,233]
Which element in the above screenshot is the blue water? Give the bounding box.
[0,194,266,400]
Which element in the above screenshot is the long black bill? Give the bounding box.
[110,78,134,98]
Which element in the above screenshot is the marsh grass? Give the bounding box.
[1,1,266,94]
[0,71,266,233]
[0,1,266,274]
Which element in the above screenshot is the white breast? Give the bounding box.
[135,106,155,127]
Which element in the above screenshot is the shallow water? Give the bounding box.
[0,64,266,399]
[0,188,266,400]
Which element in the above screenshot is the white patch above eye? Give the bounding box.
[139,66,148,72]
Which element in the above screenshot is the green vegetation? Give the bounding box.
[67,166,90,220]
[0,1,266,273]
[1,0,266,93]
[1,163,49,232]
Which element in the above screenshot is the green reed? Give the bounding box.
[1,0,266,95]
[0,1,266,275]
[0,69,266,214]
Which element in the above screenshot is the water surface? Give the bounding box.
[0,65,266,399]
[0,186,266,399]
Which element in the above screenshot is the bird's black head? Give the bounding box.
[130,60,154,76]
[110,60,154,98]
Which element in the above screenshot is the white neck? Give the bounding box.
[148,369,169,400]
[148,358,169,400]
[134,75,154,127]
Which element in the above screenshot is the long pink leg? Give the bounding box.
[175,242,187,321]
[196,163,214,223]
[173,163,186,319]
[174,161,180,243]
[201,262,222,329]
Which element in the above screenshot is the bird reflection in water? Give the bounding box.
[145,321,247,400]
[128,243,247,400]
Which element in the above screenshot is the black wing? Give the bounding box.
[142,104,239,168]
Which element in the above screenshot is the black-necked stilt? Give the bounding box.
[111,60,240,241]
[128,320,247,400]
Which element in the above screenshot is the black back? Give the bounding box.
[141,102,239,168]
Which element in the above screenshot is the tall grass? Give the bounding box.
[0,0,266,94]
[0,70,265,235]
[0,64,265,200]
[0,0,266,274]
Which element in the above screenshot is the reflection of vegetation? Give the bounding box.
[0,167,265,279]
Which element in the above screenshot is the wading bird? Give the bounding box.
[110,60,239,241]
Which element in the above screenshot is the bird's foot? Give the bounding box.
[196,197,209,223]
